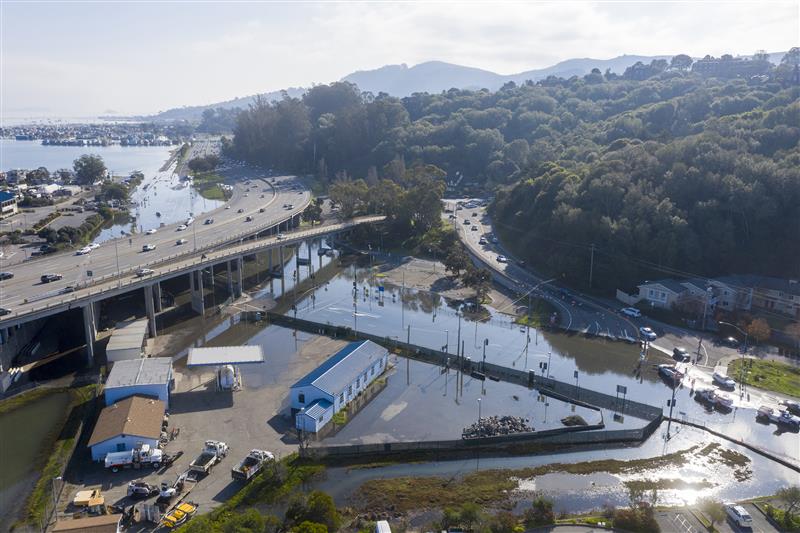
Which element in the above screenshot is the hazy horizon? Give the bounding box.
[1,1,797,118]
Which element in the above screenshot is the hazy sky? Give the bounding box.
[2,1,797,117]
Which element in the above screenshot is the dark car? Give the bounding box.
[41,273,63,283]
[204,218,214,225]
[0,307,11,316]
[672,347,690,362]
[718,336,740,348]
[781,400,800,416]
[0,272,13,280]
[39,244,57,255]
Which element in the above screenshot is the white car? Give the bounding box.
[136,268,154,277]
[76,246,92,255]
[620,307,641,318]
[712,371,736,389]
[88,242,100,250]
[276,234,286,241]
[724,503,752,528]
[142,244,156,252]
[177,224,188,231]
[496,255,508,263]
[639,326,657,341]
[145,228,157,235]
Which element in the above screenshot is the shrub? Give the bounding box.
[523,497,555,527]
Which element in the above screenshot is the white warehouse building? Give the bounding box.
[291,340,389,434]
[104,357,173,408]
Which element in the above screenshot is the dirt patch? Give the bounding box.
[699,442,752,481]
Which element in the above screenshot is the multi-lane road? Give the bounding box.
[0,173,310,317]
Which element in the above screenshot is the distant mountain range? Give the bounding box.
[143,52,787,122]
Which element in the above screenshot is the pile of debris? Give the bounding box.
[462,415,534,439]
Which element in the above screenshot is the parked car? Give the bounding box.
[496,255,508,263]
[136,268,155,277]
[41,273,63,283]
[620,307,641,318]
[142,244,156,252]
[88,242,100,250]
[478,237,487,245]
[639,326,657,341]
[657,364,683,384]
[781,399,800,416]
[471,212,478,217]
[0,272,14,281]
[724,504,752,528]
[462,219,471,225]
[471,225,478,231]
[237,208,244,213]
[672,347,690,362]
[713,371,736,389]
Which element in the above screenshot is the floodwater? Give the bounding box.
[289,264,800,462]
[311,424,800,513]
[0,139,223,243]
[0,391,70,529]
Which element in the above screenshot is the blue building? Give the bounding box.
[0,190,18,219]
[291,340,389,434]
[104,357,173,408]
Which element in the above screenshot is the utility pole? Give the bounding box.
[406,324,411,385]
[460,340,465,397]
[588,243,595,288]
[666,384,677,439]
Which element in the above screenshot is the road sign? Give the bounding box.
[617,385,627,394]
[87,270,93,277]
[573,370,579,379]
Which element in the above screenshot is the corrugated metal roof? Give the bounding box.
[106,319,149,353]
[106,357,172,388]
[187,345,264,366]
[292,340,388,396]
[88,395,165,446]
[299,399,333,419]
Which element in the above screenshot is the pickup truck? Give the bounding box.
[231,449,274,482]
[189,440,229,474]
[105,444,163,472]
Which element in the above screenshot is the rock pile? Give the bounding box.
[462,415,533,439]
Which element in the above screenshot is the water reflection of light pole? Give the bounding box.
[719,320,749,397]
[477,397,482,423]
[114,238,121,287]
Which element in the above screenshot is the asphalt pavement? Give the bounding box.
[0,172,310,318]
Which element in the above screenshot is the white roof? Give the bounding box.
[106,319,149,353]
[187,345,264,366]
[106,357,172,388]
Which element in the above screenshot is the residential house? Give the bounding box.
[87,395,165,461]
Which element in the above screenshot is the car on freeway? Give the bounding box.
[0,307,11,316]
[462,219,471,225]
[177,224,188,231]
[225,205,231,210]
[286,204,294,209]
[142,244,156,252]
[245,216,253,222]
[145,228,157,235]
[471,225,478,231]
[62,286,75,293]
[204,218,214,225]
[136,268,155,277]
[88,242,100,250]
[76,246,92,255]
[672,347,690,362]
[724,503,753,528]
[176,238,188,245]
[259,207,265,213]
[497,255,508,263]
[0,272,13,280]
[41,273,63,283]
[639,326,657,341]
[479,237,487,245]
[712,371,736,389]
[238,208,244,213]
[276,234,286,241]
[620,307,641,318]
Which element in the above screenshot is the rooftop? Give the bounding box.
[88,395,165,447]
[106,318,149,353]
[292,340,388,396]
[0,191,15,202]
[187,345,265,366]
[639,278,688,294]
[53,514,121,532]
[106,357,172,388]
[300,399,333,419]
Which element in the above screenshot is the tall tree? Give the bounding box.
[73,154,107,185]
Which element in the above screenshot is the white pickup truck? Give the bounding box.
[189,440,229,474]
[105,444,163,472]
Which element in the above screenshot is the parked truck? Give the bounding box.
[189,440,229,474]
[105,444,163,472]
[231,449,274,482]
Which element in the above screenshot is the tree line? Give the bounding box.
[227,50,800,290]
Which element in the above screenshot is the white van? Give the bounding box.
[375,521,391,533]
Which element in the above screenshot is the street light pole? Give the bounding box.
[719,320,749,398]
[477,397,482,423]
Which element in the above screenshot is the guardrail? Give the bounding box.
[2,216,385,322]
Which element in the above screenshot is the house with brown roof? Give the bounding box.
[88,395,165,461]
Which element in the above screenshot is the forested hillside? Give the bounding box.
[229,51,800,290]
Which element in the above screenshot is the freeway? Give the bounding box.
[0,173,311,317]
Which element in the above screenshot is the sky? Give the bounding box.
[1,1,798,118]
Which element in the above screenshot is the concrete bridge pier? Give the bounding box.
[236,256,243,298]
[279,245,285,297]
[268,249,274,294]
[226,261,234,297]
[189,269,205,316]
[82,302,96,366]
[153,281,163,313]
[143,284,158,338]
